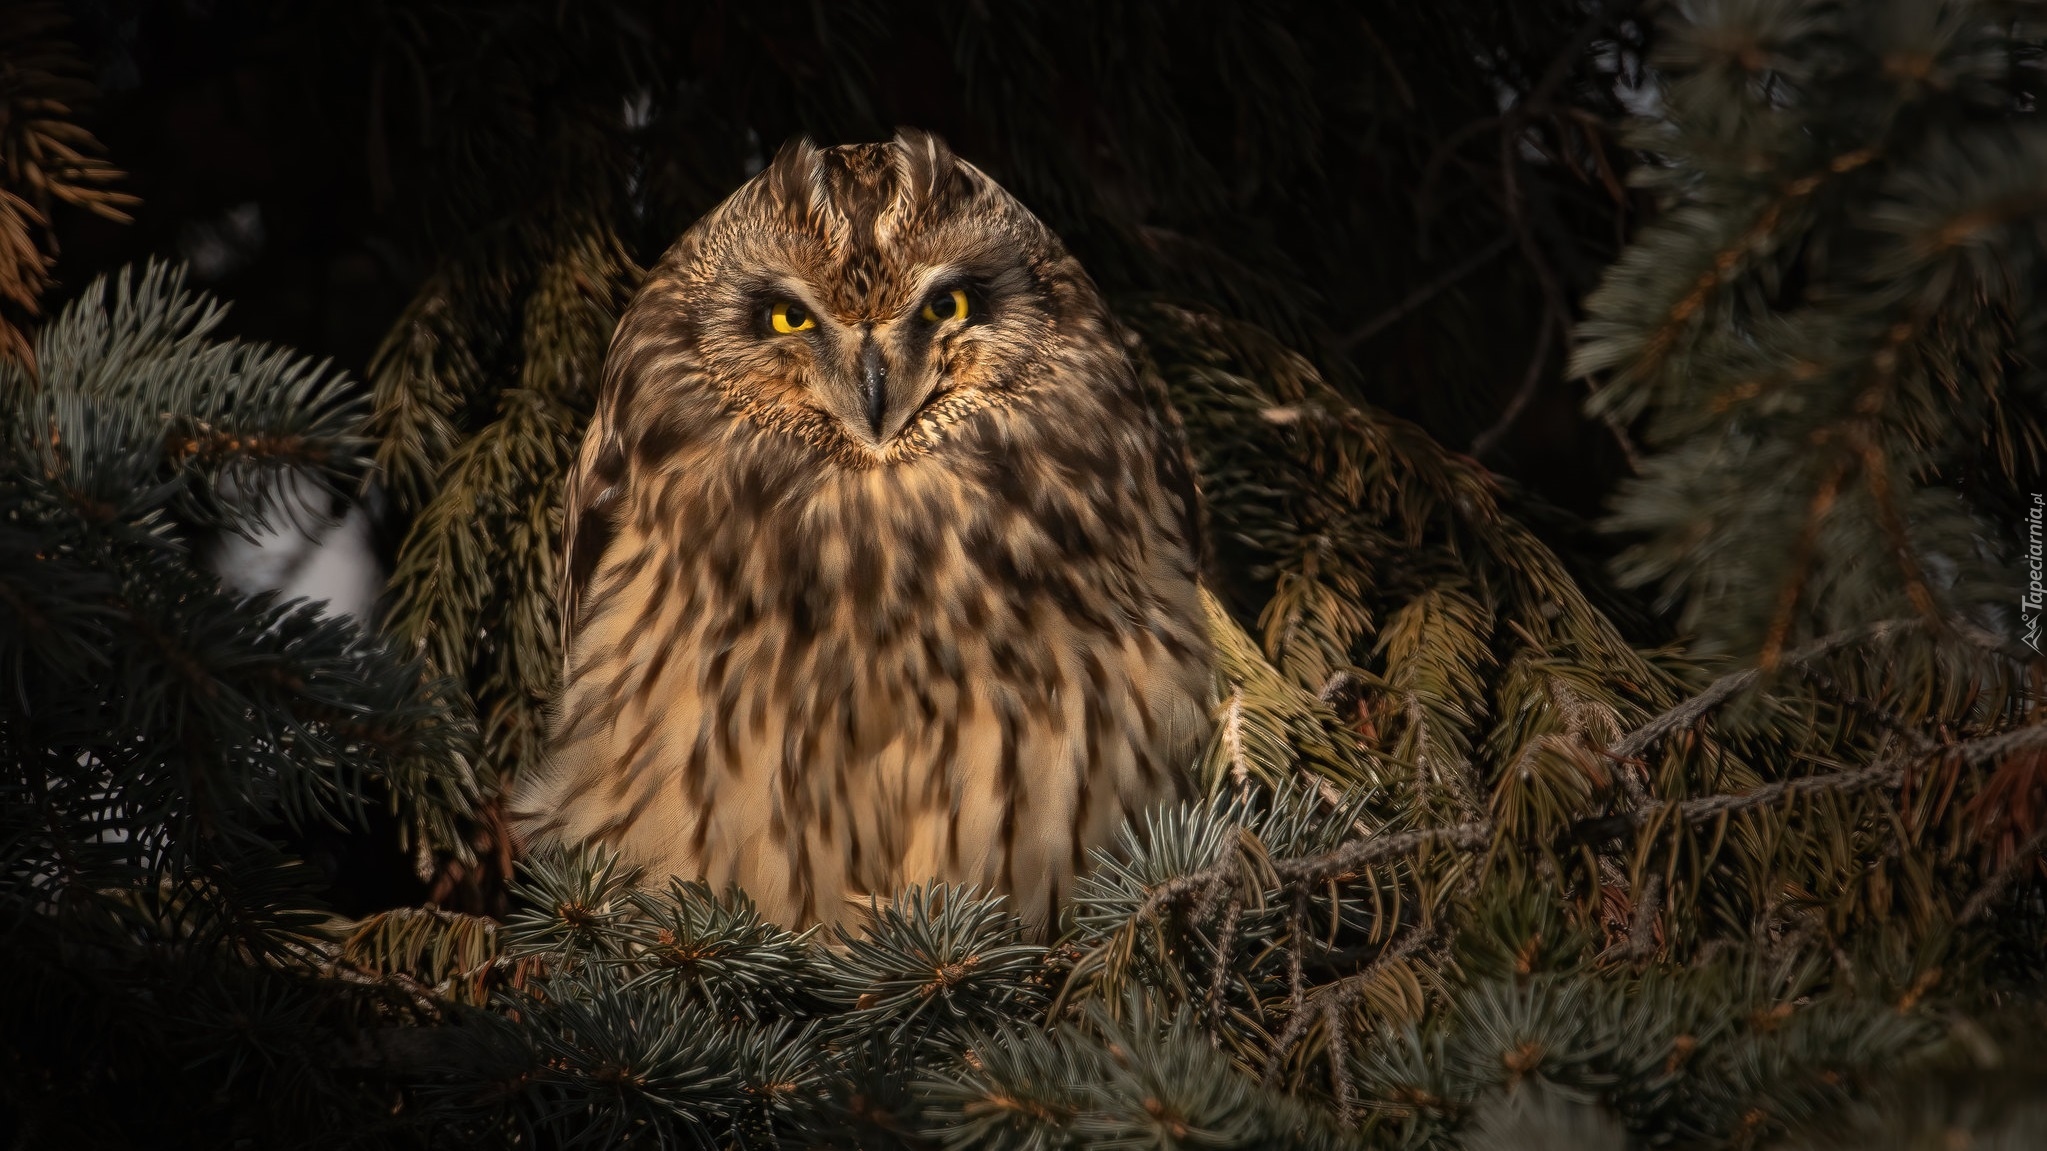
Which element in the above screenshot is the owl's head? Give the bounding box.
[624,130,1112,465]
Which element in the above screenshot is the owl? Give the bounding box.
[509,131,1212,935]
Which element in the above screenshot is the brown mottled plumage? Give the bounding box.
[508,131,1212,935]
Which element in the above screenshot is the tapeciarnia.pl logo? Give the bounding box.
[2028,493,2045,654]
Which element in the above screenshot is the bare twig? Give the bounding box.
[1415,116,1505,237]
[1206,896,1244,1044]
[1960,825,2047,924]
[1333,234,1512,353]
[1280,822,1495,887]
[1794,663,1940,754]
[1573,740,1921,844]
[1609,619,1923,761]
[1624,872,1662,959]
[1953,724,2047,766]
[1125,822,1493,943]
[1262,926,1432,1085]
[1470,310,1559,459]
[1285,889,1310,1018]
[1326,994,1357,1125]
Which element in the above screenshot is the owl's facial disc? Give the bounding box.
[687,134,1075,459]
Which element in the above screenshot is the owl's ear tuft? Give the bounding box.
[766,136,825,221]
[892,127,977,210]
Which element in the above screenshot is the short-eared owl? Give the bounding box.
[510,131,1211,934]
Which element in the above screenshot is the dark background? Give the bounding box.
[45,0,1649,526]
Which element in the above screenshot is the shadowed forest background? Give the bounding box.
[3,1,2045,1148]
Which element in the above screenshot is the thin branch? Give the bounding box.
[1960,824,2047,924]
[1332,234,1512,352]
[1470,310,1559,459]
[1137,717,2039,936]
[1127,822,1491,930]
[1955,724,2047,766]
[1609,619,1922,761]
[1206,896,1243,1043]
[1624,872,1662,959]
[1573,740,1920,844]
[1262,925,1432,1085]
[1414,118,1505,237]
[1279,822,1494,887]
[1326,992,1357,1125]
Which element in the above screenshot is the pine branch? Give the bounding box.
[0,4,137,366]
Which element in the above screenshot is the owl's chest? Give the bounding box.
[602,438,1198,736]
[662,440,1147,629]
[541,423,1212,927]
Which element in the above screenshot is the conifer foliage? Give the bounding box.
[0,264,479,1143]
[6,1,2047,1148]
[0,4,134,367]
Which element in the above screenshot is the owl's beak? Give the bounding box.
[859,341,887,439]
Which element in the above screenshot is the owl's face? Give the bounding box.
[645,132,1093,465]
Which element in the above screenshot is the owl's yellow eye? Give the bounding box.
[770,301,816,334]
[921,289,969,323]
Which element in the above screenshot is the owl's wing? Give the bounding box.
[558,421,625,646]
[1127,333,1210,577]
